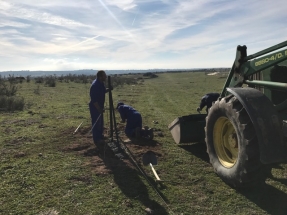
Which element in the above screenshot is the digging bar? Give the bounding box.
[89,113,102,134]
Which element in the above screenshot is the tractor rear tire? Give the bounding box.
[205,95,265,188]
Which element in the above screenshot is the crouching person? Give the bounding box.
[196,93,220,114]
[116,102,153,139]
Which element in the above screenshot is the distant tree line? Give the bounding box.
[0,73,143,112]
[143,72,158,78]
[0,69,232,112]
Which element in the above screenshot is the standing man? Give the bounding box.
[197,93,220,113]
[116,102,154,139]
[89,70,110,146]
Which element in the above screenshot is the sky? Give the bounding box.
[0,0,287,71]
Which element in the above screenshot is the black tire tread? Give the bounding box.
[205,95,265,188]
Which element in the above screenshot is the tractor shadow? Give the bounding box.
[178,142,209,163]
[179,142,287,214]
[238,181,287,215]
[236,165,287,215]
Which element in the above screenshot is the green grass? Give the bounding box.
[1,72,287,214]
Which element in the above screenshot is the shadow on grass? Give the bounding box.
[240,164,287,215]
[238,179,287,215]
[179,142,287,214]
[178,142,209,163]
[127,137,159,147]
[99,151,169,214]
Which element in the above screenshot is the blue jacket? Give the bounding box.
[117,105,140,121]
[200,93,220,109]
[89,79,106,109]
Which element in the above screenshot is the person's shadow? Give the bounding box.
[100,149,169,214]
[179,142,287,215]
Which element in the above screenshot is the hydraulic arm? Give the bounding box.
[221,40,287,97]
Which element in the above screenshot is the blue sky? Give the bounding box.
[0,0,286,71]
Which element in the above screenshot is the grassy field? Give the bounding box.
[1,72,287,215]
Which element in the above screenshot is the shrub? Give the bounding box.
[26,75,31,83]
[0,77,18,96]
[35,77,44,84]
[0,75,25,111]
[44,76,56,87]
[34,85,40,95]
[0,96,25,111]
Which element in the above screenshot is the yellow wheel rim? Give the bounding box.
[213,117,238,168]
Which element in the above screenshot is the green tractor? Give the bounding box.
[169,40,287,188]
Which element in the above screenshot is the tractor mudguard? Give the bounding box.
[227,87,287,164]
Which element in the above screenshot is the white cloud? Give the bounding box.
[0,1,11,10]
[105,0,137,11]
[0,0,286,71]
[0,1,90,28]
[0,20,30,28]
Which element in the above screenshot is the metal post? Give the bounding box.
[112,102,120,144]
[108,76,113,142]
[108,76,120,144]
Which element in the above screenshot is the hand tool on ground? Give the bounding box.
[73,121,83,135]
[119,137,172,213]
[142,151,162,182]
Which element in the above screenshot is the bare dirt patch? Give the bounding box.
[1,118,40,126]
[4,136,34,146]
[62,125,163,176]
[14,151,26,158]
[68,175,92,184]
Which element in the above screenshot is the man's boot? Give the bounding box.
[135,127,141,138]
[143,126,153,140]
[148,128,154,140]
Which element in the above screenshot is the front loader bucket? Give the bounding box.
[168,114,207,144]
